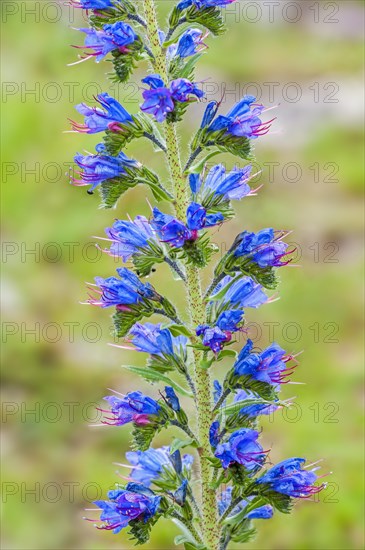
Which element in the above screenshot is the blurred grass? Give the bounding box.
[1,1,364,549]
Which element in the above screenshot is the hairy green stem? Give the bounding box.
[142,1,220,547]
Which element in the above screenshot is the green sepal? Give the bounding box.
[99,165,171,209]
[109,41,143,83]
[112,304,152,338]
[89,0,136,29]
[103,114,153,156]
[121,365,193,398]
[185,6,225,36]
[182,235,218,268]
[225,372,277,401]
[215,249,279,290]
[132,240,165,277]
[169,54,202,81]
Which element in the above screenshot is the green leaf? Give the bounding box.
[222,398,274,416]
[185,150,221,175]
[122,365,193,398]
[170,437,196,454]
[217,349,238,361]
[168,324,193,338]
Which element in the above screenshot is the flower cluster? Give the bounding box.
[65,0,325,548]
[141,74,204,122]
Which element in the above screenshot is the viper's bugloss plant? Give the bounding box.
[66,1,325,548]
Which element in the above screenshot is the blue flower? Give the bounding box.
[175,29,206,58]
[234,390,279,417]
[196,309,243,353]
[233,339,295,386]
[215,428,266,470]
[128,323,187,357]
[141,83,175,123]
[213,380,223,404]
[186,202,224,230]
[196,325,231,353]
[170,78,204,102]
[218,488,273,520]
[234,229,290,268]
[141,75,204,123]
[177,0,237,9]
[103,391,161,427]
[78,22,138,62]
[94,484,161,534]
[126,447,194,486]
[72,92,132,134]
[152,208,192,247]
[90,267,155,308]
[72,0,114,9]
[200,101,219,128]
[207,95,272,139]
[73,145,138,192]
[189,164,253,202]
[209,420,220,447]
[173,479,188,505]
[211,275,268,311]
[256,458,323,498]
[164,386,181,411]
[105,216,155,261]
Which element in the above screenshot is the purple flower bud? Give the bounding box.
[173,479,188,505]
[164,386,180,411]
[234,390,279,417]
[200,101,218,128]
[209,420,220,447]
[190,164,253,202]
[128,323,187,357]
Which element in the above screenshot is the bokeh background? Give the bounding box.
[1,0,364,548]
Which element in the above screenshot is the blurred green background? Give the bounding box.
[1,1,364,548]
